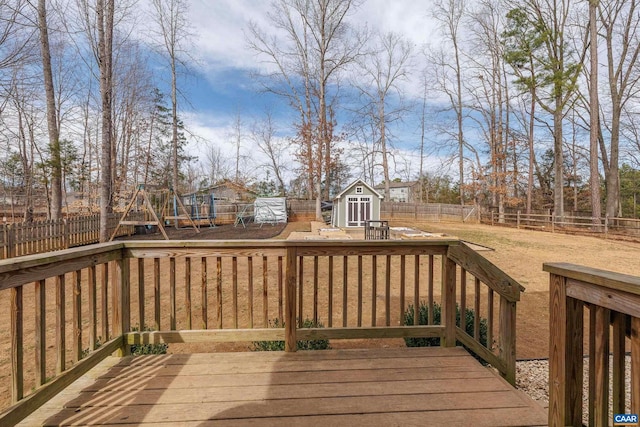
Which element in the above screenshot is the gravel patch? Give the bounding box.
[517,356,632,425]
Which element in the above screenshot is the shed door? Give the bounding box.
[347,196,371,227]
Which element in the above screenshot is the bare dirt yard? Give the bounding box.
[1,220,637,411]
[403,221,640,359]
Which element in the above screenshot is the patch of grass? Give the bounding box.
[129,326,168,355]
[252,318,330,351]
[404,302,488,363]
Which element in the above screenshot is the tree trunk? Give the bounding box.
[98,0,114,242]
[589,0,602,228]
[37,0,62,220]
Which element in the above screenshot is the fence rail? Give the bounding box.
[545,263,640,426]
[481,211,640,236]
[0,238,522,424]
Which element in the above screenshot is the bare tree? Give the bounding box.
[37,0,63,219]
[150,0,191,196]
[599,0,640,219]
[355,31,412,198]
[97,0,115,241]
[248,0,364,220]
[251,111,288,195]
[588,0,601,226]
[432,0,467,205]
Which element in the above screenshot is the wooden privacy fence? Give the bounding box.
[545,263,640,427]
[0,238,522,424]
[482,211,640,236]
[0,214,137,259]
[381,202,476,222]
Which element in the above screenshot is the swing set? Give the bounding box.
[110,184,212,241]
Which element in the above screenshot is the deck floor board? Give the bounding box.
[19,347,547,426]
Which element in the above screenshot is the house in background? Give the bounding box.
[205,180,257,202]
[374,181,420,203]
[332,179,383,227]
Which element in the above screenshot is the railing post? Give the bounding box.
[499,296,516,385]
[442,256,456,347]
[285,246,297,352]
[548,273,583,427]
[113,253,131,357]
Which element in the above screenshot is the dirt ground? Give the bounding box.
[122,219,640,360]
[1,219,638,411]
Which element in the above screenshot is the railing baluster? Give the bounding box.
[487,288,494,351]
[460,269,467,332]
[342,256,348,327]
[154,258,160,330]
[56,274,66,374]
[357,255,363,327]
[313,256,318,325]
[632,317,640,414]
[263,256,268,327]
[612,312,626,415]
[248,256,254,328]
[328,256,333,328]
[11,285,23,403]
[371,255,377,326]
[474,278,480,341]
[399,255,405,325]
[170,257,176,330]
[278,256,283,323]
[232,257,238,329]
[413,255,419,326]
[298,256,303,328]
[428,256,435,325]
[592,305,610,426]
[185,257,191,330]
[201,257,208,329]
[88,266,97,351]
[73,270,82,362]
[138,258,145,329]
[385,255,391,326]
[101,263,109,340]
[35,279,46,386]
[217,257,223,329]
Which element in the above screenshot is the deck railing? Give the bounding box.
[0,239,522,425]
[545,263,640,427]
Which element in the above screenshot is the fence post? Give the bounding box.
[551,212,555,233]
[516,211,520,229]
[63,219,69,249]
[604,215,609,237]
[285,246,297,352]
[6,224,15,259]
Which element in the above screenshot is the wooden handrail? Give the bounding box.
[545,263,640,427]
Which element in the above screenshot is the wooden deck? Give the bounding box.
[20,347,546,426]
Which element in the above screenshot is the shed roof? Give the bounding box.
[334,179,383,200]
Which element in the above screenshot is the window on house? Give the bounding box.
[355,186,363,194]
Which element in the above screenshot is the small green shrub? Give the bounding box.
[130,326,168,355]
[252,318,330,351]
[403,302,488,362]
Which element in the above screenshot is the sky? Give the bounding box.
[169,0,444,185]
